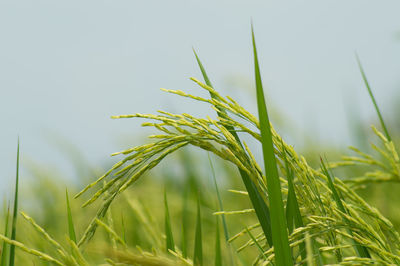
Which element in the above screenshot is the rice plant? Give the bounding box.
[1,27,400,265]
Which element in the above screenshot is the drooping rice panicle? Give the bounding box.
[0,234,63,266]
[20,212,68,259]
[95,218,126,248]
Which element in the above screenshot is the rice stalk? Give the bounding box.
[0,234,63,266]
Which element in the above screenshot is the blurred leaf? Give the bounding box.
[181,182,189,259]
[215,217,222,266]
[164,189,175,252]
[208,154,229,241]
[193,195,203,266]
[121,212,126,244]
[0,204,10,266]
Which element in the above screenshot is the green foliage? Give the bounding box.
[2,28,400,266]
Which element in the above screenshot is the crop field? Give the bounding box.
[2,27,400,265]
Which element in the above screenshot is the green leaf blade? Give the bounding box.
[251,26,293,266]
[193,49,213,89]
[356,55,391,141]
[66,188,77,243]
[9,139,20,266]
[245,226,267,260]
[282,141,307,262]
[0,205,10,266]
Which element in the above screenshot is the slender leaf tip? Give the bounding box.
[66,188,77,243]
[9,138,20,266]
[355,53,391,141]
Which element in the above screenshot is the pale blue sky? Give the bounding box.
[1,0,400,190]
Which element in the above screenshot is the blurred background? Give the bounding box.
[1,2,400,264]
[1,0,400,191]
